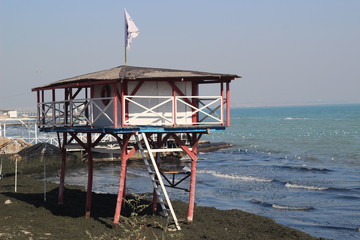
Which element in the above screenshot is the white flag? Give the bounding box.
[124,9,139,49]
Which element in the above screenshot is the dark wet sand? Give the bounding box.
[0,172,321,240]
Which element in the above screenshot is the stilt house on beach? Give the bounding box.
[32,65,240,230]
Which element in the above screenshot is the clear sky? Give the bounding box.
[1,0,359,110]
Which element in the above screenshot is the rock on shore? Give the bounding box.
[0,137,31,154]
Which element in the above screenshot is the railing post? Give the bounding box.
[120,81,126,127]
[41,90,45,126]
[174,96,178,126]
[192,82,198,124]
[122,96,126,126]
[220,96,224,125]
[69,99,73,126]
[52,89,56,126]
[34,123,38,144]
[221,83,224,126]
[172,83,177,126]
[226,82,230,126]
[89,99,94,126]
[37,91,41,127]
[52,102,55,126]
[90,86,94,127]
[113,82,119,128]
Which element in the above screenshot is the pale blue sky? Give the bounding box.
[1,0,359,110]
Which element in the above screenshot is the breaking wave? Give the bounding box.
[126,170,148,177]
[278,166,332,173]
[198,170,273,182]
[251,199,314,211]
[272,204,314,211]
[285,182,329,191]
[284,117,309,120]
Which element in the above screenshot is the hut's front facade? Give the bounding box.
[32,65,239,230]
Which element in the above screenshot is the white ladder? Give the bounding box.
[134,133,181,230]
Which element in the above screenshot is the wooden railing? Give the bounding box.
[38,95,225,128]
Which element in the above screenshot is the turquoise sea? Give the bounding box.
[46,104,360,239]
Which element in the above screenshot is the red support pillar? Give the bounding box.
[170,133,201,224]
[85,133,94,218]
[58,132,67,204]
[187,133,198,224]
[113,134,131,224]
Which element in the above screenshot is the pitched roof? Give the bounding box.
[32,65,240,91]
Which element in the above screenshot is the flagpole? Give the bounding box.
[124,9,127,65]
[124,45,127,65]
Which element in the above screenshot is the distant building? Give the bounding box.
[0,110,18,118]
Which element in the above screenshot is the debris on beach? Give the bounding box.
[198,141,232,152]
[0,137,32,154]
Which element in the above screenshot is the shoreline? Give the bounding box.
[0,173,321,239]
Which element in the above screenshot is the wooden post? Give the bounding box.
[14,158,18,192]
[58,132,67,204]
[85,133,93,218]
[152,133,162,213]
[113,134,131,224]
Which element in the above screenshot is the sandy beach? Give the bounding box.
[0,156,321,240]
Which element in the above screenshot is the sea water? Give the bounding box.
[46,104,360,239]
